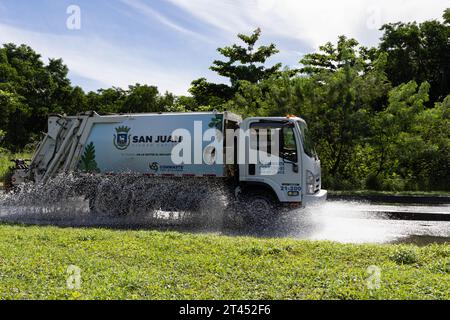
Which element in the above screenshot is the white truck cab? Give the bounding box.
[238,116,327,207]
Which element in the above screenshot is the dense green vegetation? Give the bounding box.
[0,150,31,184]
[0,224,448,299]
[0,9,449,191]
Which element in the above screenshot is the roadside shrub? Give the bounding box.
[323,175,358,190]
[390,247,420,265]
[0,149,12,182]
[382,178,406,192]
[0,150,32,183]
[241,246,264,257]
[404,178,420,192]
[267,247,283,255]
[365,173,383,190]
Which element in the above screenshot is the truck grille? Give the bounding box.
[315,177,321,192]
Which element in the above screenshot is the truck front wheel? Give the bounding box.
[241,191,280,226]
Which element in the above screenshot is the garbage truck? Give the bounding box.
[5,111,327,216]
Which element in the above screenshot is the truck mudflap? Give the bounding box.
[303,189,328,205]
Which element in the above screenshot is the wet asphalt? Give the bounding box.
[0,190,449,245]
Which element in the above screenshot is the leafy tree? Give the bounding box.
[300,36,361,74]
[121,84,160,113]
[120,84,174,113]
[379,8,450,104]
[444,8,450,23]
[225,73,307,117]
[0,90,30,149]
[421,95,450,189]
[189,28,281,107]
[300,37,390,181]
[167,95,198,112]
[66,86,87,114]
[86,87,125,114]
[211,28,281,86]
[226,36,391,189]
[188,78,233,108]
[0,43,74,148]
[370,81,449,190]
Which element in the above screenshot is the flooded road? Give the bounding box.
[276,201,450,245]
[0,191,449,245]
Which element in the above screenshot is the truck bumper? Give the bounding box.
[303,189,328,205]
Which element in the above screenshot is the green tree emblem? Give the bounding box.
[79,142,100,173]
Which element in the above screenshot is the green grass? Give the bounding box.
[0,224,448,300]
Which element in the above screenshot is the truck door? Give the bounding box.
[243,121,303,203]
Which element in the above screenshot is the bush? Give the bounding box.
[390,247,419,265]
[0,149,12,182]
[323,175,359,191]
[0,150,32,183]
[382,178,407,192]
[365,173,383,190]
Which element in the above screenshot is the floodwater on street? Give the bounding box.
[1,188,449,245]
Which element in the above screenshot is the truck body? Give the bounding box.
[9,111,327,213]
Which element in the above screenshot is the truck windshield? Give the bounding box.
[298,121,316,158]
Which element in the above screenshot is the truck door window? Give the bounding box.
[282,126,298,163]
[250,122,298,163]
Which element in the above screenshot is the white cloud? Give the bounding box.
[2,1,447,94]
[166,0,449,49]
[0,23,195,94]
[119,0,209,41]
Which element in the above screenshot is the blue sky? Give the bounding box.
[0,0,448,95]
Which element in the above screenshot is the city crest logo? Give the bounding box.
[113,126,131,150]
[149,162,159,172]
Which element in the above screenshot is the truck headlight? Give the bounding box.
[306,170,315,194]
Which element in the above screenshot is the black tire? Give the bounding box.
[240,191,280,226]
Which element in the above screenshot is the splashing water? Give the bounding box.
[1,175,449,244]
[0,173,232,228]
